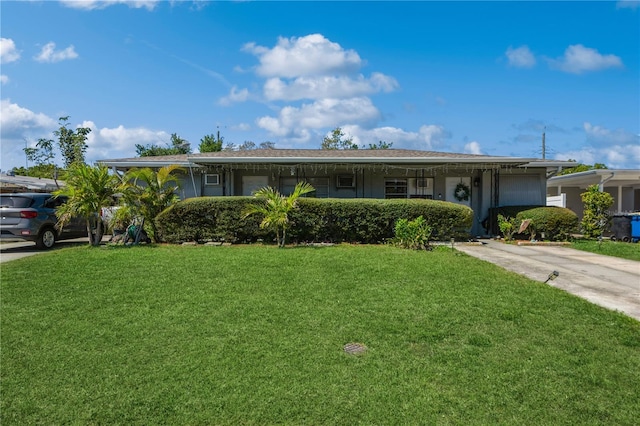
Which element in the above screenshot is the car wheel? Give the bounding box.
[36,228,56,249]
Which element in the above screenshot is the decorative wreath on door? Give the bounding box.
[454,182,471,201]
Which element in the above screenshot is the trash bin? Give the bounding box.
[610,215,632,242]
[631,215,640,243]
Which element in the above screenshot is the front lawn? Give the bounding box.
[2,245,639,424]
[571,239,640,261]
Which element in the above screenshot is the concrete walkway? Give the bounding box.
[455,240,640,321]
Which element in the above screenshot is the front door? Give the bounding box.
[242,176,269,196]
[445,177,471,207]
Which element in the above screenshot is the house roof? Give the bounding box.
[0,174,64,191]
[98,149,573,168]
[547,169,640,189]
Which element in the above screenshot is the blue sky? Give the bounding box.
[1,0,639,171]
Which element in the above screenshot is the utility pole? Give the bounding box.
[541,129,546,160]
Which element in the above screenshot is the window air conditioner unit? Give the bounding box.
[205,174,220,185]
[336,175,355,188]
[416,178,430,188]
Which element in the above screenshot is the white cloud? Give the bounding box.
[0,100,58,171]
[548,44,623,74]
[464,141,483,155]
[256,97,380,139]
[583,122,639,145]
[243,34,362,78]
[34,42,79,63]
[554,146,640,169]
[616,1,640,10]
[232,123,251,131]
[0,38,20,64]
[340,124,451,150]
[263,72,398,101]
[0,99,57,139]
[59,0,159,10]
[553,123,640,168]
[218,86,250,106]
[1,75,8,85]
[505,45,536,68]
[81,121,170,161]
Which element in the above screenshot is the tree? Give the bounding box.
[367,140,393,150]
[321,127,358,150]
[136,133,191,157]
[259,141,276,149]
[54,116,91,167]
[53,163,120,246]
[580,184,614,239]
[559,161,608,176]
[238,141,256,151]
[199,133,224,153]
[243,181,315,247]
[119,165,185,242]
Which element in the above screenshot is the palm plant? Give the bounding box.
[54,163,120,246]
[119,165,184,243]
[243,181,315,247]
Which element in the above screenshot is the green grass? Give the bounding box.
[571,239,640,261]
[2,244,639,424]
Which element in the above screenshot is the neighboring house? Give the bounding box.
[0,173,63,193]
[98,149,573,236]
[547,169,640,219]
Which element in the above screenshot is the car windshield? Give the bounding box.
[0,196,35,208]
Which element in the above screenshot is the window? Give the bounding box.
[385,179,408,199]
[336,175,355,188]
[204,174,220,186]
[307,177,329,198]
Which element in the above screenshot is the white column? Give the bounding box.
[618,185,623,213]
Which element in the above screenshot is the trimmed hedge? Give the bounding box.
[155,197,473,244]
[515,206,579,241]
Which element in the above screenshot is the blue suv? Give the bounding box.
[0,193,87,249]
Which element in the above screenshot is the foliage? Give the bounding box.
[393,216,432,249]
[119,165,184,242]
[558,161,608,176]
[242,181,315,247]
[10,164,60,179]
[515,207,579,241]
[15,117,88,176]
[54,116,91,167]
[156,197,473,244]
[135,133,191,157]
[53,163,120,246]
[24,138,55,167]
[580,184,614,238]
[321,127,358,150]
[453,182,471,201]
[198,133,224,153]
[3,245,640,424]
[367,140,393,149]
[497,214,518,241]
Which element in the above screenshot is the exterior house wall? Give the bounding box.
[176,166,547,237]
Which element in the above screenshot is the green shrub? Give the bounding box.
[497,214,518,241]
[155,197,268,244]
[393,216,432,250]
[486,205,542,235]
[156,197,473,244]
[580,184,614,238]
[515,207,578,241]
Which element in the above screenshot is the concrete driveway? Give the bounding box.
[0,238,94,263]
[456,240,640,321]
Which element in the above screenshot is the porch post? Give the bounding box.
[618,185,623,213]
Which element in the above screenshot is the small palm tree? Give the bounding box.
[119,165,184,243]
[243,181,315,247]
[54,163,120,246]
